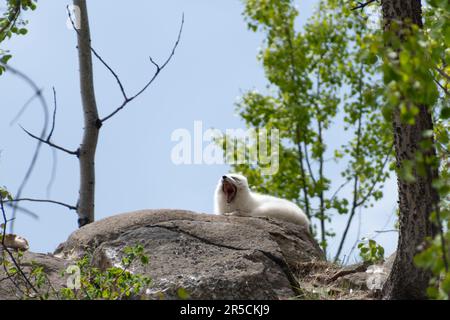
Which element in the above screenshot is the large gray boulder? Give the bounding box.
[55,209,324,299]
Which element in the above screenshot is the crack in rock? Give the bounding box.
[144,223,301,296]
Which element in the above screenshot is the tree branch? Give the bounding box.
[329,180,351,203]
[17,86,78,156]
[67,6,128,101]
[4,198,77,211]
[355,144,393,207]
[303,142,317,187]
[100,13,185,123]
[433,78,449,97]
[351,0,379,11]
[68,6,185,124]
[45,88,58,197]
[20,126,79,156]
[0,4,20,36]
[47,87,58,141]
[435,67,450,82]
[374,229,398,233]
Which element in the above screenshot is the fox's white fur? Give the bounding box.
[214,173,310,229]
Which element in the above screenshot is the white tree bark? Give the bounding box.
[73,0,99,227]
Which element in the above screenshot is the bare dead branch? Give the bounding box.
[20,126,79,156]
[100,13,185,123]
[46,88,59,197]
[67,6,128,101]
[47,87,58,141]
[4,198,77,211]
[68,6,185,124]
[355,144,393,207]
[374,229,398,233]
[16,86,78,156]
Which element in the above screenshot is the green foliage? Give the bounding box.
[358,238,385,264]
[59,245,152,300]
[0,243,153,300]
[223,0,393,259]
[1,190,181,300]
[0,0,36,74]
[414,234,450,300]
[177,287,190,300]
[0,186,13,201]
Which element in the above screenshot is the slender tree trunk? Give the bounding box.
[381,0,439,299]
[316,71,327,257]
[296,138,312,222]
[317,120,326,256]
[73,0,100,227]
[334,108,362,262]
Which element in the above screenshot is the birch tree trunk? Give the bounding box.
[381,0,439,299]
[73,0,99,227]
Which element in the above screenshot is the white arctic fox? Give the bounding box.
[214,173,310,229]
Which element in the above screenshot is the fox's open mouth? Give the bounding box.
[222,180,237,203]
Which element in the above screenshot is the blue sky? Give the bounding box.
[0,0,397,262]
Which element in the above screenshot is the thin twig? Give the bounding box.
[334,101,364,263]
[373,207,397,240]
[436,67,450,82]
[329,180,351,203]
[374,229,398,233]
[433,78,449,97]
[47,87,58,141]
[15,84,77,156]
[0,4,20,35]
[20,126,79,156]
[67,6,185,124]
[303,142,317,187]
[100,13,185,123]
[351,0,378,11]
[67,6,128,101]
[343,207,363,265]
[355,144,393,207]
[4,198,77,211]
[46,88,59,197]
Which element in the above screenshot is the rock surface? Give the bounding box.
[0,251,69,300]
[55,209,324,299]
[2,209,395,300]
